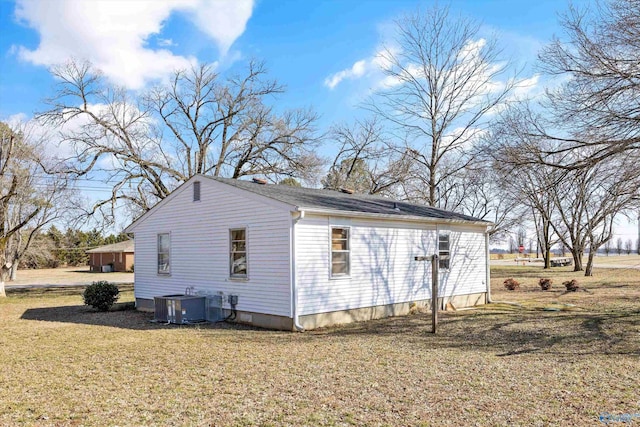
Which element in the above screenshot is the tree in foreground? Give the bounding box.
[39,59,323,225]
[489,108,640,275]
[514,0,640,169]
[0,122,72,296]
[367,4,519,207]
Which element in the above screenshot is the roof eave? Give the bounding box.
[295,206,493,227]
[86,249,132,253]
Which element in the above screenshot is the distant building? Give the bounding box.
[87,240,134,272]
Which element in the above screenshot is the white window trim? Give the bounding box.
[193,180,201,202]
[330,226,351,279]
[157,232,171,276]
[438,230,451,271]
[229,227,249,280]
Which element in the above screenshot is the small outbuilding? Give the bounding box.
[87,240,135,272]
[125,175,491,330]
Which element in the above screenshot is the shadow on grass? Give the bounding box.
[16,303,640,356]
[19,303,164,330]
[18,302,265,333]
[313,308,640,357]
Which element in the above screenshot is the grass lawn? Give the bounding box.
[1,267,639,426]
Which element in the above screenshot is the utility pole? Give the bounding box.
[431,254,439,334]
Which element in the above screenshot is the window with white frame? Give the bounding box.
[157,233,170,274]
[193,181,201,202]
[331,227,350,276]
[438,233,450,270]
[230,229,247,277]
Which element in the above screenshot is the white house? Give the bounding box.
[125,175,491,330]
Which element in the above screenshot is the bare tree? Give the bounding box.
[500,163,559,269]
[401,163,521,238]
[323,118,411,195]
[616,237,623,255]
[604,237,612,256]
[516,227,527,254]
[489,120,561,268]
[549,158,639,275]
[39,59,323,224]
[508,234,518,255]
[625,239,633,255]
[524,0,640,168]
[490,99,640,274]
[366,5,519,207]
[0,122,72,296]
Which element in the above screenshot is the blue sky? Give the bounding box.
[0,0,566,126]
[1,0,636,241]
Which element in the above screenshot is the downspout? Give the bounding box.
[291,210,305,331]
[485,229,492,304]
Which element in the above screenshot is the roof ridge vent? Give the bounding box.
[252,177,267,185]
[340,187,354,194]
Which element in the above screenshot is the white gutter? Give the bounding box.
[290,210,305,331]
[485,229,492,303]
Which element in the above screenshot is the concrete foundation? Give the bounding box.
[298,292,486,330]
[136,298,154,312]
[136,291,486,331]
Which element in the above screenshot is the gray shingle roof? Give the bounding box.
[86,240,134,253]
[207,176,489,224]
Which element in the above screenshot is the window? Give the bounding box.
[157,233,170,274]
[331,227,350,277]
[193,181,201,202]
[438,233,450,270]
[230,229,247,277]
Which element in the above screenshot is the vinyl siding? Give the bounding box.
[295,214,487,316]
[438,224,487,299]
[130,179,292,317]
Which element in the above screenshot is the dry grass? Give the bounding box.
[1,267,639,426]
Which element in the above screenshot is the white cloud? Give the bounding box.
[512,74,542,99]
[185,0,254,56]
[157,38,177,47]
[13,0,254,90]
[323,46,406,90]
[324,59,369,89]
[6,112,28,127]
[457,38,487,61]
[323,38,539,102]
[2,112,75,160]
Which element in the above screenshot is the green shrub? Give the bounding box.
[83,281,120,311]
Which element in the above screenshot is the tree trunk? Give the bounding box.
[0,266,8,297]
[541,220,552,269]
[544,247,551,269]
[584,251,596,276]
[429,166,437,207]
[572,250,583,271]
[9,263,17,281]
